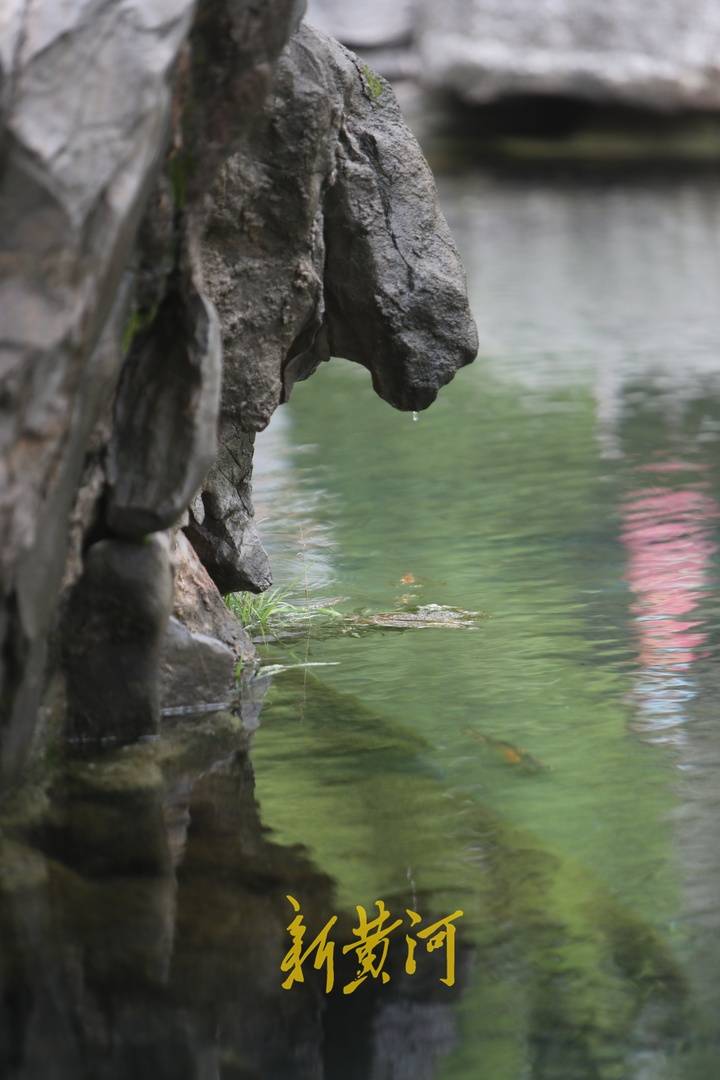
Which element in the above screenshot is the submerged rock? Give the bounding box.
[199,23,478,592]
[351,604,483,631]
[159,617,237,715]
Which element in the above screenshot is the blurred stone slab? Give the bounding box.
[306,0,415,47]
[417,0,720,110]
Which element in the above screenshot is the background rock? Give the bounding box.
[307,0,415,48]
[419,0,720,110]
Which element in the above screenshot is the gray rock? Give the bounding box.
[417,0,720,110]
[62,534,174,743]
[160,617,236,714]
[0,1,478,779]
[0,0,306,782]
[198,23,477,590]
[0,0,196,777]
[211,22,478,417]
[186,435,272,594]
[107,286,222,538]
[172,530,256,662]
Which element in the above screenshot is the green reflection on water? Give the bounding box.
[254,366,674,919]
[250,175,720,1074]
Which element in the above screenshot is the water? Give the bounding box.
[250,172,720,1077]
[3,172,720,1078]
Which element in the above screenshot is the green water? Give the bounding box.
[2,173,720,1079]
[249,173,720,1076]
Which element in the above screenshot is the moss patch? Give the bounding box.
[361,63,385,103]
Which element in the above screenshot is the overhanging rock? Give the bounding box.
[194,23,479,593]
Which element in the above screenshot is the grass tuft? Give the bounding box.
[225,585,343,638]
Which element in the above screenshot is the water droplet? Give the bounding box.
[412,411,419,422]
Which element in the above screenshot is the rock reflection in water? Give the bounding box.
[0,712,468,1080]
[252,673,690,1078]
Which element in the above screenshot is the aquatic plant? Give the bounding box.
[225,585,343,637]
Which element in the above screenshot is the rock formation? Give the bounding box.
[0,4,476,787]
[0,0,305,779]
[191,24,478,593]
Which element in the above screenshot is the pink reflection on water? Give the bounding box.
[622,479,717,671]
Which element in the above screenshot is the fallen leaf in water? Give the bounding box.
[400,573,416,585]
[465,728,545,773]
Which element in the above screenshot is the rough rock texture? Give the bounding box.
[62,534,174,743]
[0,0,305,781]
[195,23,478,593]
[107,286,222,538]
[160,618,236,715]
[417,0,720,110]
